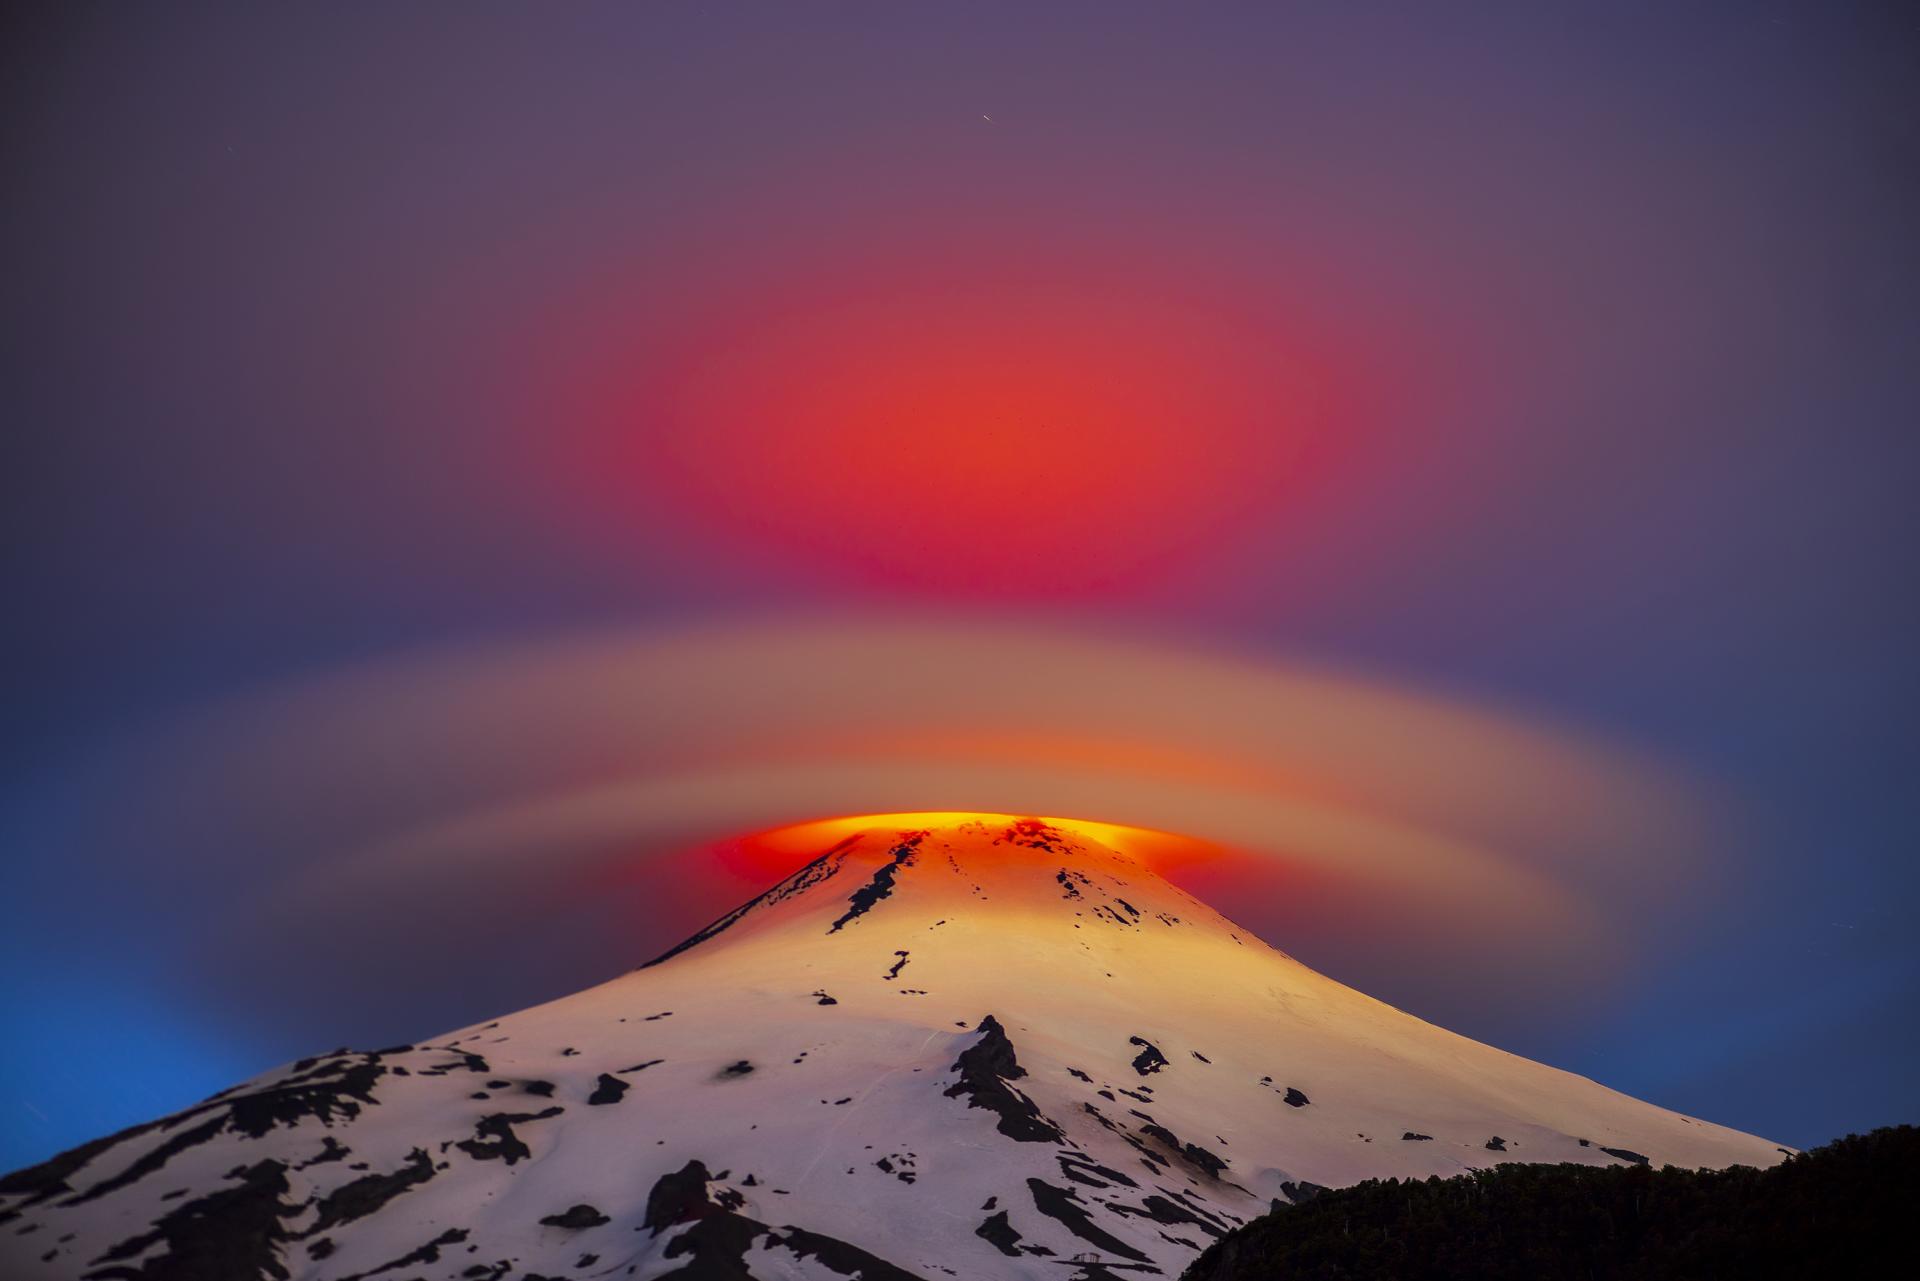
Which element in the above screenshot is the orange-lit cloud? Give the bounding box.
[52,616,1726,1019]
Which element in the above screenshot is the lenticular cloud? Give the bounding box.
[37,616,1723,1030]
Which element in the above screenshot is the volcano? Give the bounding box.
[1,818,1785,1280]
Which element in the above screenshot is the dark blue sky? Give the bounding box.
[3,1,1916,1170]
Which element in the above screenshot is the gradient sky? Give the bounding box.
[3,2,1917,1171]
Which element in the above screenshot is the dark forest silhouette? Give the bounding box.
[1184,1125,1912,1280]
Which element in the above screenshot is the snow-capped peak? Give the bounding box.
[1,817,1786,1280]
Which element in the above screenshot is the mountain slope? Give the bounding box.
[0,817,1787,1280]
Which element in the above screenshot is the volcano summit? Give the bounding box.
[1,818,1785,1280]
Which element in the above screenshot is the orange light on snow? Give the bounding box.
[710,812,1228,885]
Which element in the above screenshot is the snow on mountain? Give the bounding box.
[1,817,1787,1280]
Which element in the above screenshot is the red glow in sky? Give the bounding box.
[556,263,1379,597]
